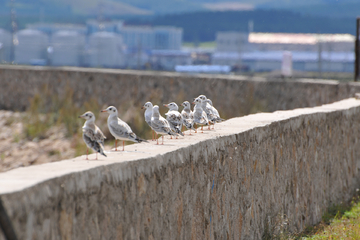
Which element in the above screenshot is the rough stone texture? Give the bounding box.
[1,65,360,119]
[0,98,360,239]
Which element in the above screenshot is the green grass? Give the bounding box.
[299,196,360,239]
[262,195,360,239]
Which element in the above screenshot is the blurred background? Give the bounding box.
[0,0,358,78]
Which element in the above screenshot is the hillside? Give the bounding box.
[126,10,355,42]
[0,0,359,17]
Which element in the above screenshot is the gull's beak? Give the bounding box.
[78,115,83,118]
[100,109,107,113]
[192,102,195,104]
[163,104,168,107]
[141,106,144,109]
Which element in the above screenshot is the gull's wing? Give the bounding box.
[83,127,96,141]
[109,118,133,139]
[165,111,183,126]
[151,117,176,135]
[94,125,106,144]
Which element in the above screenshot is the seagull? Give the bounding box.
[192,97,209,133]
[163,102,184,138]
[198,95,221,129]
[141,101,155,141]
[78,111,107,160]
[205,98,225,129]
[101,106,147,151]
[151,105,178,145]
[181,101,196,135]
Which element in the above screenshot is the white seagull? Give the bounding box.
[181,101,196,135]
[163,102,184,138]
[151,105,178,144]
[101,106,147,151]
[205,98,225,129]
[141,101,155,141]
[78,111,107,160]
[192,97,209,133]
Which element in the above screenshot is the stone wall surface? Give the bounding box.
[0,98,360,239]
[1,65,360,119]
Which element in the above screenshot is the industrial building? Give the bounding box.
[0,29,12,63]
[14,29,48,65]
[51,31,86,66]
[0,20,183,68]
[213,32,355,73]
[87,32,125,68]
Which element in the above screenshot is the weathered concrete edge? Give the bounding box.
[2,64,360,86]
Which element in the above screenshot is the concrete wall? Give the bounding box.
[1,65,360,119]
[1,98,360,239]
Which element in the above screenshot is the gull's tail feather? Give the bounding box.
[135,136,149,143]
[94,142,107,157]
[99,148,107,157]
[174,126,184,136]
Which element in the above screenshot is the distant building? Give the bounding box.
[27,23,87,37]
[153,27,182,50]
[119,26,154,51]
[86,20,124,35]
[150,50,192,70]
[51,31,86,66]
[119,26,183,51]
[212,51,354,72]
[216,32,249,52]
[15,29,49,65]
[0,28,12,62]
[10,20,183,68]
[87,32,125,68]
[213,32,355,73]
[248,32,355,52]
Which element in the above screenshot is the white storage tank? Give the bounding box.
[0,29,12,62]
[52,30,85,66]
[88,32,125,68]
[15,29,48,65]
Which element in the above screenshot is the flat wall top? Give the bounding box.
[2,64,358,86]
[1,98,359,196]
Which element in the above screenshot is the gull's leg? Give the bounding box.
[156,137,159,145]
[122,141,125,151]
[86,148,89,160]
[212,122,215,129]
[208,122,211,130]
[162,136,164,145]
[115,140,117,151]
[95,152,98,160]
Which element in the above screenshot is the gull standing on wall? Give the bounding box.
[163,102,184,138]
[78,111,107,160]
[198,95,224,129]
[142,101,155,141]
[205,98,225,129]
[193,97,209,133]
[101,106,147,151]
[151,105,178,144]
[181,101,196,135]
